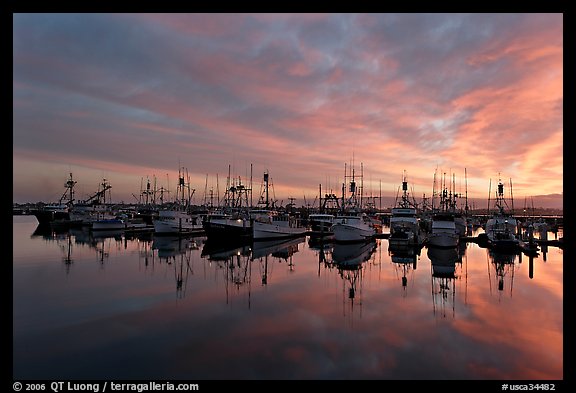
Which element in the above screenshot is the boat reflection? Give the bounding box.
[428,246,459,318]
[487,248,519,297]
[69,226,96,248]
[91,229,123,240]
[31,222,69,241]
[251,237,304,279]
[153,236,199,298]
[136,236,155,270]
[329,240,377,323]
[59,232,74,274]
[201,238,252,262]
[309,237,334,276]
[94,233,124,266]
[331,240,377,267]
[388,243,422,296]
[201,238,253,307]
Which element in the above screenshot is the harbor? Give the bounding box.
[13,213,563,380]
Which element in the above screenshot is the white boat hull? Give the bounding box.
[485,216,519,250]
[428,214,459,248]
[253,221,307,240]
[154,220,204,235]
[332,223,376,243]
[153,210,204,235]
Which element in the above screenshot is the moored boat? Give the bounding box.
[485,177,520,251]
[307,213,335,237]
[388,173,424,246]
[332,213,377,243]
[427,213,459,248]
[152,167,204,236]
[252,210,307,240]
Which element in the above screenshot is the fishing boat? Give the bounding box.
[307,213,335,237]
[331,161,377,243]
[485,177,520,251]
[249,172,307,240]
[203,211,252,239]
[153,209,204,235]
[252,210,307,240]
[30,172,76,225]
[68,178,115,227]
[153,167,204,236]
[427,212,459,248]
[202,167,254,240]
[426,170,460,248]
[388,173,424,246]
[332,213,377,243]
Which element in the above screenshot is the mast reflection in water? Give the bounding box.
[13,216,563,380]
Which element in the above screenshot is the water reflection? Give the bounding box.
[153,236,200,298]
[69,226,97,249]
[308,237,333,277]
[388,243,422,296]
[251,237,304,284]
[13,216,563,380]
[487,248,518,297]
[428,246,460,318]
[31,222,69,242]
[60,232,73,274]
[201,238,253,307]
[93,232,124,266]
[328,241,378,324]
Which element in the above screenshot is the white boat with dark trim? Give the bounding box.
[68,178,114,227]
[153,209,204,235]
[332,213,377,243]
[153,167,204,236]
[250,171,307,241]
[331,161,377,243]
[252,210,307,240]
[426,171,461,248]
[427,212,459,248]
[203,168,254,240]
[388,174,424,246]
[485,177,520,251]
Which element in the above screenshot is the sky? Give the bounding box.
[12,13,563,209]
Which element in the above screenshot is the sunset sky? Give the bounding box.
[12,13,563,209]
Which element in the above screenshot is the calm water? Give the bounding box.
[13,215,563,380]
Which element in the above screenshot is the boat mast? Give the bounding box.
[264,171,269,209]
[487,178,492,216]
[464,168,469,215]
[509,178,514,215]
[59,172,77,206]
[360,162,363,210]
